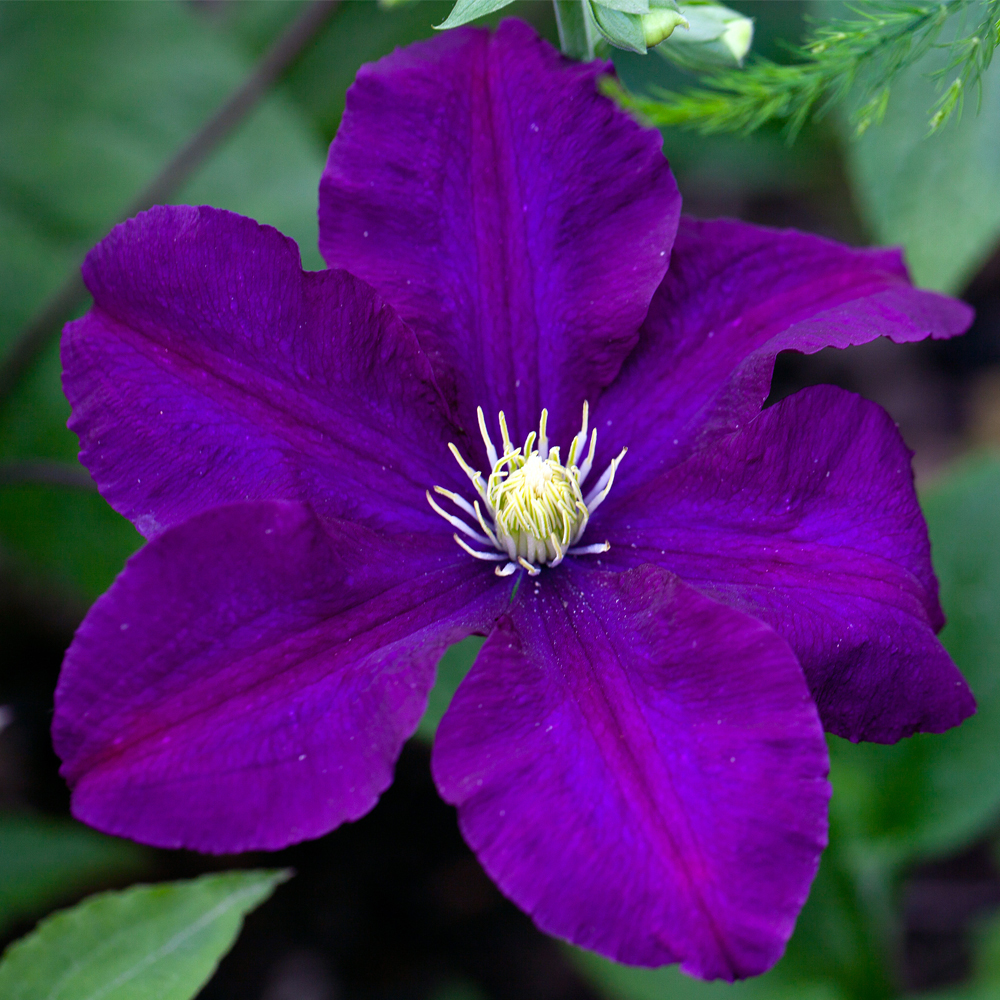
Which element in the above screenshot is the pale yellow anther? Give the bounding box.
[430,403,624,576]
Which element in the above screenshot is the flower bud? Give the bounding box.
[641,3,689,48]
[657,1,754,68]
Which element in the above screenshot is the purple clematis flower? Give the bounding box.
[54,20,975,981]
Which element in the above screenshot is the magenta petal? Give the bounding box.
[598,217,974,490]
[432,564,829,980]
[64,205,459,539]
[319,20,679,448]
[53,501,505,853]
[599,385,975,743]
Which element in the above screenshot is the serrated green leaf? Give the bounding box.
[841,42,1000,293]
[0,813,150,937]
[590,2,648,53]
[436,0,519,30]
[0,870,290,1000]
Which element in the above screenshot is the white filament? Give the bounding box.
[430,403,625,576]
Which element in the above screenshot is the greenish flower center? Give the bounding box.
[428,403,626,577]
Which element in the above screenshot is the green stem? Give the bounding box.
[553,0,598,60]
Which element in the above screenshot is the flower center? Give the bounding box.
[428,403,626,577]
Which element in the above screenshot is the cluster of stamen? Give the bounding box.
[428,403,626,577]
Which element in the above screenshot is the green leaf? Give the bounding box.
[0,338,143,600]
[0,1,324,336]
[436,0,518,30]
[0,813,150,937]
[591,2,648,53]
[841,42,1000,293]
[595,0,651,15]
[571,949,838,1000]
[0,2,325,364]
[0,484,142,603]
[0,870,290,1000]
[268,1,456,140]
[416,636,484,742]
[0,0,326,600]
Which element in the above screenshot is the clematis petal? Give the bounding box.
[53,500,506,853]
[432,564,829,980]
[319,19,679,450]
[598,385,975,743]
[598,217,974,492]
[63,205,461,540]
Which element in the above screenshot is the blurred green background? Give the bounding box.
[2,2,1000,998]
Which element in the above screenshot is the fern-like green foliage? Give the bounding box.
[610,0,1000,139]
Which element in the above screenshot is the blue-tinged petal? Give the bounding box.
[432,564,829,980]
[597,385,975,743]
[63,205,461,539]
[597,217,973,493]
[54,501,506,853]
[319,19,679,452]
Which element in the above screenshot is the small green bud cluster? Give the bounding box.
[432,0,752,63]
[656,2,754,68]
